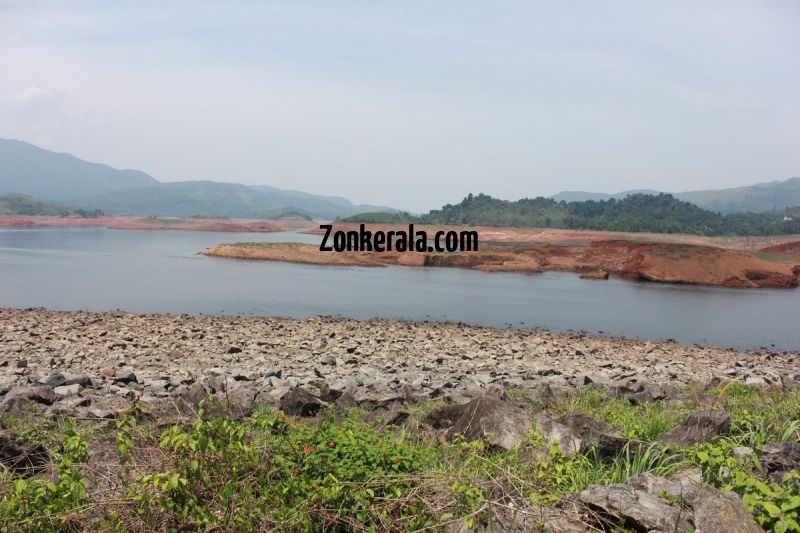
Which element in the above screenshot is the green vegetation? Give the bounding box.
[342,192,800,236]
[552,177,800,215]
[756,252,800,262]
[0,193,103,217]
[1,386,798,531]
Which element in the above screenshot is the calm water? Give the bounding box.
[0,228,797,351]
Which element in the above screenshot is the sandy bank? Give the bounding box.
[203,240,800,288]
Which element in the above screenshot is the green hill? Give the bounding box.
[551,177,800,214]
[0,193,103,217]
[342,193,800,236]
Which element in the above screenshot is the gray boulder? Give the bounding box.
[53,384,82,397]
[441,396,532,451]
[0,385,57,412]
[280,387,324,417]
[113,369,138,385]
[626,472,698,505]
[760,442,800,482]
[556,412,629,458]
[579,483,691,532]
[39,373,66,387]
[46,395,91,417]
[174,382,210,416]
[693,485,762,533]
[531,412,583,455]
[223,385,258,418]
[661,409,731,446]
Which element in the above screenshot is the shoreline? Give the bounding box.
[203,240,800,289]
[2,307,798,531]
[3,308,796,398]
[0,214,316,232]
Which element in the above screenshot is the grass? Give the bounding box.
[0,386,798,531]
[551,387,690,440]
[755,251,800,262]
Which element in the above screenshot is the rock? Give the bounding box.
[226,345,242,354]
[660,409,731,446]
[352,390,406,408]
[745,376,768,387]
[63,373,93,387]
[280,387,324,417]
[16,359,28,368]
[46,395,91,416]
[174,383,210,416]
[0,430,48,474]
[760,442,800,482]
[224,385,258,418]
[425,403,466,429]
[616,380,668,404]
[626,472,698,505]
[334,391,358,410]
[1,386,57,412]
[39,373,66,387]
[113,369,138,385]
[436,396,532,451]
[693,485,762,533]
[531,412,582,455]
[264,368,282,379]
[578,483,691,532]
[0,380,14,396]
[576,373,612,387]
[88,408,116,419]
[556,412,630,458]
[53,384,82,397]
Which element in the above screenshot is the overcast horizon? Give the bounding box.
[1,1,798,212]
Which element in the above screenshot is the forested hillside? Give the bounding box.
[343,193,800,236]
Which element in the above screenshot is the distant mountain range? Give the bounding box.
[551,178,800,214]
[0,139,395,219]
[1,138,797,218]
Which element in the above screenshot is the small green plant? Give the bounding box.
[115,401,141,464]
[690,440,800,532]
[0,431,89,532]
[126,407,439,530]
[605,442,686,484]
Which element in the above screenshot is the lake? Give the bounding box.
[0,228,797,350]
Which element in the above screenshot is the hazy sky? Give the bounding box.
[1,1,798,211]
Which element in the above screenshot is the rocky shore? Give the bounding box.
[1,308,797,419]
[2,308,800,531]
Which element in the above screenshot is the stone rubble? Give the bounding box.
[1,308,797,421]
[1,308,798,531]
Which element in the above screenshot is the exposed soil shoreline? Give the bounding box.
[204,240,800,288]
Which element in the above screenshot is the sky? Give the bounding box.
[0,1,798,212]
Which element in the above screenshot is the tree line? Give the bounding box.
[342,193,800,236]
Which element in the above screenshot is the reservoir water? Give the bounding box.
[0,228,797,351]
